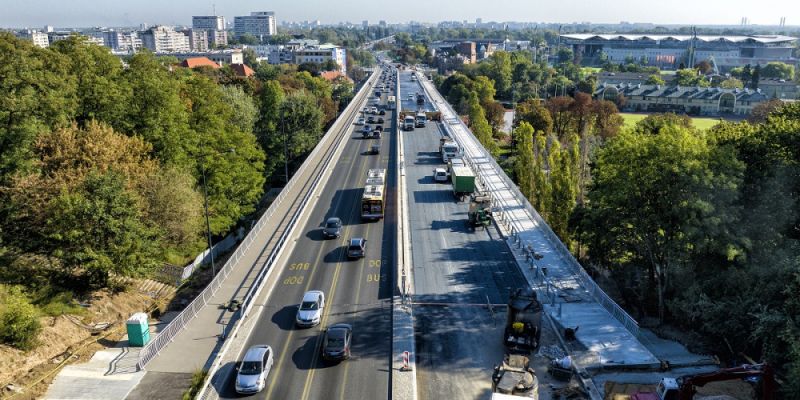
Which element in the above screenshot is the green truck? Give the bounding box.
[451,166,476,202]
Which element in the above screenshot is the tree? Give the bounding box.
[242,47,259,67]
[548,135,580,241]
[0,287,41,350]
[181,74,265,234]
[747,99,785,124]
[467,93,498,156]
[694,60,713,74]
[676,68,710,87]
[751,64,761,89]
[0,33,77,185]
[513,122,535,199]
[46,171,161,287]
[580,127,743,321]
[515,100,553,136]
[331,77,354,111]
[220,85,258,135]
[634,113,693,135]
[557,47,574,63]
[238,34,259,45]
[545,96,576,140]
[590,100,624,139]
[50,35,131,130]
[646,74,665,85]
[486,51,513,98]
[122,52,192,165]
[761,62,794,80]
[720,77,744,89]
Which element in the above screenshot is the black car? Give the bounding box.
[322,217,342,239]
[347,238,366,259]
[378,110,386,115]
[367,116,376,123]
[377,117,385,124]
[322,324,352,361]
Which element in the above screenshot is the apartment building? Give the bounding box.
[141,26,190,53]
[234,11,277,39]
[597,83,774,116]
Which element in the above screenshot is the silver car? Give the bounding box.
[235,345,274,394]
[296,290,325,327]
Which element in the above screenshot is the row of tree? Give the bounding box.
[574,108,800,396]
[0,33,358,305]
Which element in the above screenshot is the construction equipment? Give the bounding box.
[504,287,543,353]
[605,363,775,400]
[492,353,539,399]
[467,192,492,230]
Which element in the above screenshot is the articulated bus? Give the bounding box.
[387,95,396,110]
[362,169,387,220]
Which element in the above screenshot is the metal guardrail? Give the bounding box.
[419,77,641,339]
[137,71,382,370]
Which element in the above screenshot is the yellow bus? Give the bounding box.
[362,169,387,220]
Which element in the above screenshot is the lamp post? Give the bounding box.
[196,148,235,278]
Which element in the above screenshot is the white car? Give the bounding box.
[355,117,365,125]
[296,290,325,327]
[433,168,449,182]
[235,345,274,394]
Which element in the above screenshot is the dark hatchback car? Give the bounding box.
[322,323,352,361]
[323,217,342,239]
[347,238,366,259]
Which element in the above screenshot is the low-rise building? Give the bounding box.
[170,50,243,66]
[596,83,774,116]
[293,44,347,73]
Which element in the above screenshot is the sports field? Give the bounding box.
[620,113,722,131]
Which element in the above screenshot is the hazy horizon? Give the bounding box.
[2,0,798,29]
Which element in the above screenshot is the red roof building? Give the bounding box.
[180,57,221,69]
[230,63,256,77]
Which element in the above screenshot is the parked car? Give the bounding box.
[347,238,367,259]
[235,345,274,394]
[323,217,342,239]
[295,291,325,327]
[322,324,352,362]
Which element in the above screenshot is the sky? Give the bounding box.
[1,0,798,28]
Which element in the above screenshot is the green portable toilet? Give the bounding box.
[126,312,150,347]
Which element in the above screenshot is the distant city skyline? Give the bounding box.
[1,0,797,29]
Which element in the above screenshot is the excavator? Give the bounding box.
[623,363,775,400]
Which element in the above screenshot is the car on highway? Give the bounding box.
[296,290,325,327]
[323,217,342,239]
[433,168,448,182]
[355,117,365,125]
[367,116,376,124]
[322,324,353,362]
[377,117,385,124]
[235,345,274,394]
[347,238,367,259]
[379,110,386,115]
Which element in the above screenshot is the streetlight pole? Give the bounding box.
[282,107,289,183]
[199,155,216,278]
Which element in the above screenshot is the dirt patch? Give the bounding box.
[0,286,165,399]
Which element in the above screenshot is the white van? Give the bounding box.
[403,116,415,131]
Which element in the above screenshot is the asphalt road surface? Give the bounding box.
[399,69,560,400]
[218,75,397,400]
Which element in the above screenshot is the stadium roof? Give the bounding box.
[561,34,797,44]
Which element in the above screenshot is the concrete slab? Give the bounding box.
[43,348,145,400]
[546,303,660,368]
[638,329,718,367]
[125,372,193,400]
